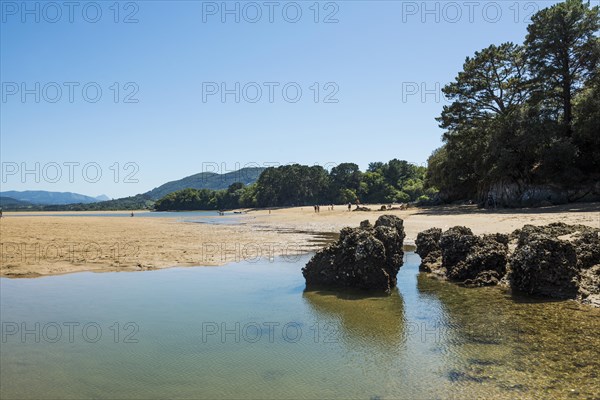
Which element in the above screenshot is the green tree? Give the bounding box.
[572,70,600,175]
[525,0,600,133]
[439,42,530,130]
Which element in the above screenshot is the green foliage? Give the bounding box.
[573,71,600,174]
[154,160,436,211]
[337,188,358,204]
[2,194,155,212]
[525,0,600,130]
[428,0,600,203]
[254,164,331,207]
[153,183,259,211]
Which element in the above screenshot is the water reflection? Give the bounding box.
[415,265,600,398]
[302,288,405,351]
[301,252,600,398]
[1,252,599,399]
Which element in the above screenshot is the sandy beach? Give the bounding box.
[1,203,599,277]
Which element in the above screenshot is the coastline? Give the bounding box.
[1,202,598,278]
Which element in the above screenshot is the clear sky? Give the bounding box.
[1,0,567,198]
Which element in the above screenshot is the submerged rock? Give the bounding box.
[302,215,405,293]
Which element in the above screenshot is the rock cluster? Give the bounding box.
[302,215,405,293]
[511,223,600,304]
[415,222,600,305]
[417,226,508,286]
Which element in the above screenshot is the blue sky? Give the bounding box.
[1,0,567,198]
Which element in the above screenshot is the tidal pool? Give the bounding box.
[1,253,598,399]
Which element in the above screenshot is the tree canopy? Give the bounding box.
[154,160,437,211]
[427,0,600,205]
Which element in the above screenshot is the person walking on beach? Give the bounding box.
[0,209,3,218]
[347,203,351,211]
[131,212,134,217]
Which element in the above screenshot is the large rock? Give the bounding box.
[510,233,579,298]
[415,228,442,272]
[415,226,508,286]
[439,226,476,270]
[510,223,600,301]
[512,222,594,245]
[302,215,405,293]
[573,230,600,270]
[415,222,600,305]
[439,227,508,286]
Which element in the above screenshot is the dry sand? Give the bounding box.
[1,203,599,277]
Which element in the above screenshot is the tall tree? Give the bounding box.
[439,42,530,130]
[525,0,600,133]
[329,163,362,191]
[436,43,530,199]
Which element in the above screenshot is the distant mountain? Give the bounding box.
[0,196,32,207]
[95,194,111,201]
[0,168,267,211]
[144,167,266,200]
[38,194,154,211]
[0,190,104,205]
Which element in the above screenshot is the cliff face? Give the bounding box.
[482,180,600,208]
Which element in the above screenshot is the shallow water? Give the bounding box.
[6,211,224,218]
[1,253,598,399]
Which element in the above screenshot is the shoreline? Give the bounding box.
[1,202,599,278]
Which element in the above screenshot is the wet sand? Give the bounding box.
[1,203,598,277]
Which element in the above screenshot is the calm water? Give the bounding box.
[1,253,599,399]
[7,211,222,218]
[5,211,244,225]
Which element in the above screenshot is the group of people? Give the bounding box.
[313,204,336,213]
[311,202,367,213]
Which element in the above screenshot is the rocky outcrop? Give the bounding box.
[415,228,442,272]
[510,223,600,301]
[512,222,592,244]
[574,229,600,305]
[573,230,600,270]
[484,181,600,208]
[415,226,508,286]
[439,227,508,286]
[302,215,405,293]
[415,222,600,305]
[510,234,579,298]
